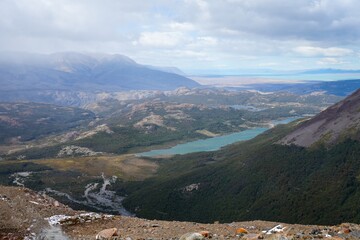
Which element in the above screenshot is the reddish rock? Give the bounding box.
[236,228,248,234]
[200,231,210,237]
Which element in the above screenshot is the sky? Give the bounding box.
[1,0,360,74]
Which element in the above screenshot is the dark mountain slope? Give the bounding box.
[123,89,360,225]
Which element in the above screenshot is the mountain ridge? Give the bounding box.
[280,88,360,147]
[0,52,200,92]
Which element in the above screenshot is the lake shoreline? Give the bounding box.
[137,116,302,157]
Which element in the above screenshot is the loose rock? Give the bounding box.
[95,228,118,240]
[179,232,204,240]
[236,228,248,234]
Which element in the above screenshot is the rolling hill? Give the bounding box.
[0,102,95,144]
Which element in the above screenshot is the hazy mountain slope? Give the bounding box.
[286,79,360,96]
[247,79,360,96]
[122,90,360,225]
[0,52,199,93]
[280,88,360,147]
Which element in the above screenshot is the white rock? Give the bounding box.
[179,232,204,240]
[96,228,117,240]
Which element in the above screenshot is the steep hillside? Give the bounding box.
[280,88,360,147]
[0,52,199,94]
[122,90,360,225]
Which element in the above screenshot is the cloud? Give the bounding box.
[137,32,185,48]
[205,0,360,43]
[0,0,359,71]
[167,22,196,31]
[317,57,344,65]
[294,46,353,57]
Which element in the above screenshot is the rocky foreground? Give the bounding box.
[1,186,360,240]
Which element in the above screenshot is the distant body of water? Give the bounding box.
[138,117,300,157]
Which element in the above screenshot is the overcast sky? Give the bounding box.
[1,0,360,73]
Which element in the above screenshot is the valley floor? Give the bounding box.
[1,185,359,240]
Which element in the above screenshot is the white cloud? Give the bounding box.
[137,32,185,48]
[167,22,196,31]
[294,46,353,57]
[317,57,343,65]
[258,62,279,67]
[0,0,359,71]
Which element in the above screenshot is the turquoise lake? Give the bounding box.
[138,117,300,157]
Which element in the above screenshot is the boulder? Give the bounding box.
[95,228,118,240]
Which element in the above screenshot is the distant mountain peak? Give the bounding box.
[280,88,360,147]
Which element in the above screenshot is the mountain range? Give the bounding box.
[243,79,360,96]
[0,52,199,93]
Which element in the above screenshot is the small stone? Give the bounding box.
[265,234,289,240]
[179,232,204,240]
[329,237,344,240]
[96,228,118,240]
[236,228,248,234]
[241,233,259,240]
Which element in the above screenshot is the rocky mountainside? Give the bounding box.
[280,88,360,147]
[0,52,199,94]
[1,185,360,239]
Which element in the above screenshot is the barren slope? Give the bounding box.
[280,88,360,147]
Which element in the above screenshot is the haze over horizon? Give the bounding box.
[1,0,360,74]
